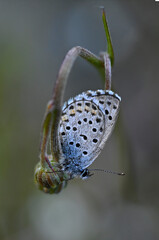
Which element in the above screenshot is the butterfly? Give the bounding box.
[59,90,120,178]
[34,89,121,193]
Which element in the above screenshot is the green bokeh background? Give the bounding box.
[0,1,159,240]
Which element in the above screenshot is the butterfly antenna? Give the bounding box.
[89,168,125,176]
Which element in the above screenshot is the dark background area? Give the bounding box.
[0,0,159,239]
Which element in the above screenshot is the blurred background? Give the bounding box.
[0,0,159,239]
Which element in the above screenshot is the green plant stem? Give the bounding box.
[102,8,114,66]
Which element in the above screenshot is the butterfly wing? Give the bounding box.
[59,90,120,172]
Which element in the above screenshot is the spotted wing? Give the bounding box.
[59,90,120,170]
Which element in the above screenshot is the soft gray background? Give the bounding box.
[0,0,159,240]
